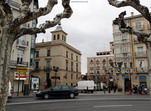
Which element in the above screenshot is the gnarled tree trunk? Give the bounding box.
[0,0,73,110]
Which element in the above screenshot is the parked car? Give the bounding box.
[36,85,79,99]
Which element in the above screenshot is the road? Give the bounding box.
[7,94,151,111]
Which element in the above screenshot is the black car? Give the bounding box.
[36,85,79,99]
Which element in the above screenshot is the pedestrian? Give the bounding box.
[113,84,117,93]
[103,84,107,94]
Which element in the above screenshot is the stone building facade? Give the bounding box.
[32,25,81,90]
[7,0,39,94]
[112,12,150,92]
[87,51,116,90]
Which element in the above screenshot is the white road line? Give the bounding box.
[7,98,149,106]
[93,105,133,108]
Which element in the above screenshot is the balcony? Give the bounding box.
[16,39,28,48]
[9,60,28,68]
[33,67,41,72]
[136,67,148,73]
[44,66,52,71]
[135,51,147,58]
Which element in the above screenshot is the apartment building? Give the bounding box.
[7,0,39,94]
[32,25,81,90]
[112,12,150,92]
[87,51,116,90]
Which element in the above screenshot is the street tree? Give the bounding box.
[0,0,72,110]
[107,0,151,95]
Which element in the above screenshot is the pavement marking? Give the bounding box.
[7,98,149,106]
[93,105,133,108]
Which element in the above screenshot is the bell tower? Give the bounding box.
[51,23,68,43]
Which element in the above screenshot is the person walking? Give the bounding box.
[113,84,117,93]
[103,84,107,94]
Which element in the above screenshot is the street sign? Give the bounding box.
[15,66,27,80]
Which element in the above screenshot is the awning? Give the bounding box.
[139,76,147,78]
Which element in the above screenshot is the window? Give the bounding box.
[90,59,93,64]
[71,62,73,71]
[47,50,50,56]
[57,34,60,40]
[62,85,69,90]
[46,60,50,68]
[135,21,142,29]
[66,60,68,70]
[53,35,56,40]
[36,51,39,57]
[137,47,143,56]
[17,50,24,64]
[138,60,144,69]
[46,73,50,80]
[35,61,39,69]
[62,35,64,41]
[66,51,68,58]
[76,74,78,80]
[76,63,78,72]
[71,54,73,60]
[53,85,61,90]
[71,74,73,79]
[76,56,78,62]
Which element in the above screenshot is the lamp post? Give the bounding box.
[102,59,111,93]
[53,66,59,86]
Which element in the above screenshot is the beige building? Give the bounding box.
[32,25,81,90]
[112,12,150,92]
[87,51,116,90]
[7,0,39,94]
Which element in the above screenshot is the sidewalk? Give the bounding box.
[12,91,35,98]
[79,91,124,95]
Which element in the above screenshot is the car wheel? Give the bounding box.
[70,93,75,99]
[43,94,49,99]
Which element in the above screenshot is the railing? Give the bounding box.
[136,67,148,73]
[135,51,147,57]
[33,67,41,72]
[16,39,28,48]
[44,66,52,71]
[9,60,28,67]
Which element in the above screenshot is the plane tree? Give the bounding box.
[0,0,72,110]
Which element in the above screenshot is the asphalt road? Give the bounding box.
[7,94,151,111]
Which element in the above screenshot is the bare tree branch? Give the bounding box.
[13,0,73,40]
[113,11,151,43]
[10,0,58,33]
[108,0,151,23]
[38,0,73,30]
[15,27,45,39]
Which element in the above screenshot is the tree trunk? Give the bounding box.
[0,27,14,111]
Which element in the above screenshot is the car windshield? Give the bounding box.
[52,85,62,90]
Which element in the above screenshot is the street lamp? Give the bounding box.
[102,59,111,93]
[53,66,59,86]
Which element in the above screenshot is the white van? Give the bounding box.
[76,80,95,93]
[8,81,12,99]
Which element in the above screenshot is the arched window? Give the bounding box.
[57,34,60,40]
[53,35,56,40]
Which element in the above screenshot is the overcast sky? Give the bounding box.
[36,0,150,74]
